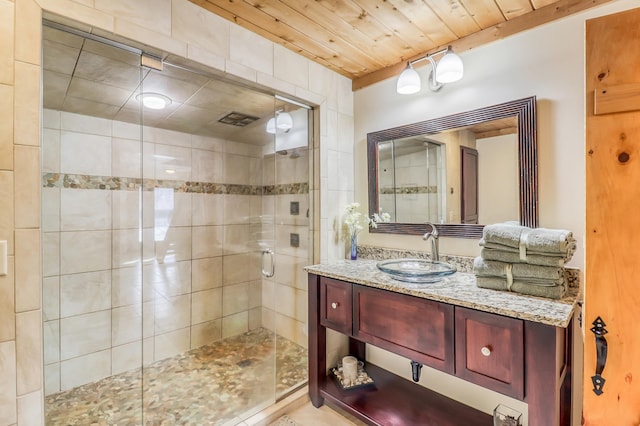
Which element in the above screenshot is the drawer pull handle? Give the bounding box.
[481,346,492,357]
[331,302,339,309]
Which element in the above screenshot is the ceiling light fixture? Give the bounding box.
[266,110,294,134]
[136,92,172,110]
[396,46,464,95]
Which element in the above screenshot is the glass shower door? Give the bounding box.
[41,24,146,425]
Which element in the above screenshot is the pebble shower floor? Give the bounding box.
[45,328,308,425]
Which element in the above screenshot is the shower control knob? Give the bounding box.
[481,346,492,357]
[331,302,339,309]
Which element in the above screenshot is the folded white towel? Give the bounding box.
[480,223,576,261]
[473,257,564,282]
[480,247,568,267]
[475,276,567,299]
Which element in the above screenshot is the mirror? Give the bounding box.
[367,96,538,239]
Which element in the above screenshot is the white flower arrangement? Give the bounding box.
[343,202,391,238]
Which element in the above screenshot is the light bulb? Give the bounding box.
[396,64,421,94]
[435,47,463,84]
[136,92,172,110]
[266,117,276,134]
[276,112,293,131]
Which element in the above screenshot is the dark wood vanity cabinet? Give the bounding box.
[353,285,455,374]
[308,274,572,426]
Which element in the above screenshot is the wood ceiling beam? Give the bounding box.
[352,0,616,91]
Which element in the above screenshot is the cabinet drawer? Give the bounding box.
[320,278,352,334]
[455,307,524,399]
[353,285,454,373]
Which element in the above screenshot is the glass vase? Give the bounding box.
[350,234,358,260]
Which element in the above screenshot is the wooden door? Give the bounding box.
[460,146,479,224]
[585,7,640,424]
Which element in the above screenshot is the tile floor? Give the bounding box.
[45,328,307,425]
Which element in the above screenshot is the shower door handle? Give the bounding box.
[261,249,275,277]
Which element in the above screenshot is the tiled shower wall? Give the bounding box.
[1,0,352,422]
[41,109,308,395]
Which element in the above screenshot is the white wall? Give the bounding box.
[355,0,639,269]
[354,1,638,424]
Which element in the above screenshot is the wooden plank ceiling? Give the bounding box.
[191,0,614,91]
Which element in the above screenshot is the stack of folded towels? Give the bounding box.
[473,222,576,299]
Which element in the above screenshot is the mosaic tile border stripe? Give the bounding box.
[380,185,438,195]
[42,173,309,195]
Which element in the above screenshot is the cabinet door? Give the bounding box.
[320,278,352,334]
[455,307,524,399]
[353,285,454,373]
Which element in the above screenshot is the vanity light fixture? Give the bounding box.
[136,92,172,110]
[396,46,464,95]
[266,110,294,134]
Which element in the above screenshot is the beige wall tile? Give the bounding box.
[144,260,191,298]
[192,225,223,259]
[60,270,111,317]
[191,288,222,325]
[44,363,60,396]
[0,85,14,170]
[187,44,225,74]
[41,188,60,232]
[0,257,14,342]
[248,307,261,330]
[41,128,59,173]
[191,256,222,292]
[60,349,110,391]
[16,310,42,395]
[172,0,228,57]
[154,328,189,361]
[0,341,17,424]
[0,172,14,255]
[192,149,223,183]
[60,230,111,274]
[222,253,260,286]
[14,229,40,313]
[38,0,115,33]
[192,194,224,227]
[111,341,141,375]
[114,17,187,58]
[222,283,249,317]
[14,0,41,65]
[95,0,171,36]
[43,320,59,364]
[112,266,141,307]
[229,25,273,76]
[60,310,110,360]
[42,232,59,277]
[61,111,111,136]
[42,276,59,321]
[0,1,14,85]
[60,189,111,231]
[221,311,248,339]
[190,319,221,349]
[13,62,40,147]
[274,45,309,89]
[14,146,40,228]
[112,305,142,346]
[60,131,111,175]
[154,294,190,334]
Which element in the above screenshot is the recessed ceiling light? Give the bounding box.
[136,92,172,110]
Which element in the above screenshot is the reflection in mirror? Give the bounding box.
[367,96,537,239]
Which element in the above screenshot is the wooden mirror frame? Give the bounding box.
[367,96,538,239]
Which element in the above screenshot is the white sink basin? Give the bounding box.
[376,258,456,283]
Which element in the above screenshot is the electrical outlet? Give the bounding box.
[290,233,299,247]
[290,201,300,215]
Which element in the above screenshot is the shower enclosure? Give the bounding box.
[41,22,311,425]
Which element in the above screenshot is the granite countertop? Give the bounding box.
[305,259,579,328]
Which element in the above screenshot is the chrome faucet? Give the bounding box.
[422,223,439,262]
